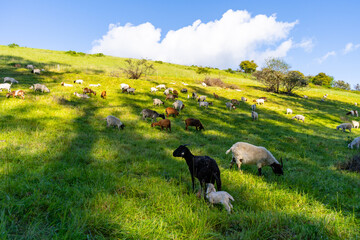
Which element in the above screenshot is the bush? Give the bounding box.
[196,67,210,75]
[155,60,163,64]
[8,43,19,48]
[225,68,235,74]
[333,80,350,90]
[203,77,239,89]
[65,50,87,56]
[283,71,308,93]
[312,72,333,87]
[91,53,105,57]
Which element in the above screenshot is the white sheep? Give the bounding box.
[251,111,258,121]
[74,92,90,99]
[164,89,171,95]
[198,95,207,102]
[26,65,34,69]
[199,101,212,108]
[89,84,101,87]
[121,83,130,90]
[153,98,164,106]
[336,123,352,133]
[348,137,360,149]
[32,69,41,74]
[206,183,234,213]
[241,97,247,102]
[105,115,125,130]
[30,83,50,93]
[286,108,293,114]
[0,83,11,92]
[156,84,166,89]
[74,79,83,84]
[226,142,283,176]
[352,120,359,129]
[173,100,184,111]
[202,82,207,87]
[61,82,73,87]
[254,99,264,105]
[225,102,236,110]
[292,115,305,123]
[251,104,256,111]
[151,87,158,92]
[4,77,18,84]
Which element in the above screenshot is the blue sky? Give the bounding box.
[1,0,360,87]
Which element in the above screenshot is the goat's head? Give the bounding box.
[206,183,216,195]
[120,124,125,130]
[173,144,190,157]
[270,158,284,175]
[159,114,166,119]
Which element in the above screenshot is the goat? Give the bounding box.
[6,90,25,99]
[153,98,164,106]
[4,77,18,84]
[127,88,135,94]
[74,79,83,84]
[199,102,213,108]
[346,110,359,117]
[32,69,41,74]
[165,107,179,118]
[336,123,352,133]
[173,145,221,198]
[140,109,165,122]
[173,90,179,95]
[253,99,264,105]
[156,84,166,89]
[0,83,11,92]
[105,115,125,130]
[181,88,188,93]
[252,111,258,120]
[165,94,178,101]
[173,100,184,111]
[151,119,171,132]
[151,87,158,92]
[292,115,305,123]
[198,95,207,102]
[83,88,96,96]
[241,97,247,102]
[213,93,219,99]
[74,92,90,99]
[101,91,107,99]
[226,102,236,110]
[231,99,239,105]
[251,104,256,111]
[206,183,234,213]
[29,84,50,93]
[185,118,204,131]
[192,92,198,99]
[89,84,101,87]
[61,82,73,87]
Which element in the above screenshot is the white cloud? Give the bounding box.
[294,38,314,52]
[90,9,300,68]
[343,42,360,54]
[317,51,336,64]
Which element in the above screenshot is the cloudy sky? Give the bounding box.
[1,0,360,87]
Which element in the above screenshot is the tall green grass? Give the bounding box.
[0,45,359,239]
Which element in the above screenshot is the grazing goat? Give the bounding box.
[165,94,178,101]
[181,88,188,93]
[89,84,101,87]
[192,92,198,99]
[347,110,359,117]
[213,93,219,99]
[29,84,50,93]
[259,97,267,101]
[231,99,239,105]
[352,120,359,129]
[202,82,207,87]
[226,142,283,176]
[141,109,165,122]
[199,102,213,108]
[126,88,135,94]
[173,90,179,95]
[14,64,21,68]
[173,100,184,111]
[4,77,18,84]
[151,87,158,92]
[6,90,25,99]
[348,137,360,149]
[153,98,164,106]
[206,183,234,213]
[61,82,73,87]
[156,84,166,89]
[336,123,352,133]
[198,95,207,102]
[185,118,204,131]
[105,115,124,130]
[26,65,34,69]
[173,145,221,198]
[121,83,130,90]
[226,102,236,110]
[165,107,179,118]
[292,115,305,123]
[303,95,308,99]
[251,104,256,111]
[83,88,96,96]
[286,108,293,114]
[74,92,90,99]
[74,79,83,84]
[32,69,41,74]
[101,91,106,99]
[241,97,247,102]
[0,83,12,92]
[151,119,171,132]
[253,99,264,105]
[251,111,258,121]
[164,89,171,95]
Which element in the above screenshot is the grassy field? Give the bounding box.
[0,45,359,239]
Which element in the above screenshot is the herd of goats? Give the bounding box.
[1,63,359,213]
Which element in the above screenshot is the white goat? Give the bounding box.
[352,120,359,129]
[226,102,236,110]
[153,98,164,106]
[292,115,305,123]
[61,82,73,87]
[89,84,101,87]
[241,97,247,102]
[226,142,283,176]
[74,92,90,99]
[173,100,184,111]
[202,82,207,87]
[198,95,207,102]
[336,123,352,132]
[4,77,18,84]
[286,108,293,114]
[0,83,11,92]
[121,83,130,90]
[151,87,158,92]
[255,99,264,105]
[348,137,360,149]
[105,115,125,130]
[156,84,166,89]
[251,111,258,121]
[206,183,234,213]
[26,65,34,69]
[199,101,212,108]
[74,79,83,84]
[164,89,171,95]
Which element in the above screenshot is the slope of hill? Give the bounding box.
[0,45,359,239]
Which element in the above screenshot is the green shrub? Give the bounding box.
[8,43,19,48]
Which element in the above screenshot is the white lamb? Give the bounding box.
[0,83,11,92]
[348,137,360,149]
[255,99,264,105]
[251,111,258,121]
[286,108,293,114]
[121,83,130,90]
[105,115,125,130]
[173,100,184,111]
[336,123,352,133]
[4,77,18,84]
[292,115,305,123]
[74,79,83,84]
[226,142,283,176]
[153,98,164,106]
[352,120,359,129]
[61,82,73,87]
[156,84,166,89]
[241,97,247,102]
[151,87,158,92]
[206,183,234,213]
[74,92,90,99]
[89,84,101,87]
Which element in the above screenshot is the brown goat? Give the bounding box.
[151,119,171,132]
[213,93,219,99]
[231,99,239,105]
[83,88,96,96]
[101,91,106,99]
[6,90,25,99]
[173,90,179,95]
[165,94,178,101]
[165,107,179,117]
[185,118,204,131]
[14,64,21,68]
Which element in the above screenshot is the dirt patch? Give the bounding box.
[203,77,239,89]
[338,154,360,173]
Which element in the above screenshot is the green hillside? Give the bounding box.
[0,45,359,239]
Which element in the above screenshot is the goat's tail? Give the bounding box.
[225,147,232,155]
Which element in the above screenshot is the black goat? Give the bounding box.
[140,109,165,122]
[173,145,221,198]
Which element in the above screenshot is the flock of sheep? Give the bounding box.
[1,63,359,213]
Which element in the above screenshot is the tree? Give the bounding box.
[312,72,333,86]
[333,80,350,90]
[355,84,360,91]
[240,60,258,73]
[253,68,284,93]
[264,58,290,74]
[8,43,19,48]
[123,58,155,79]
[283,71,308,93]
